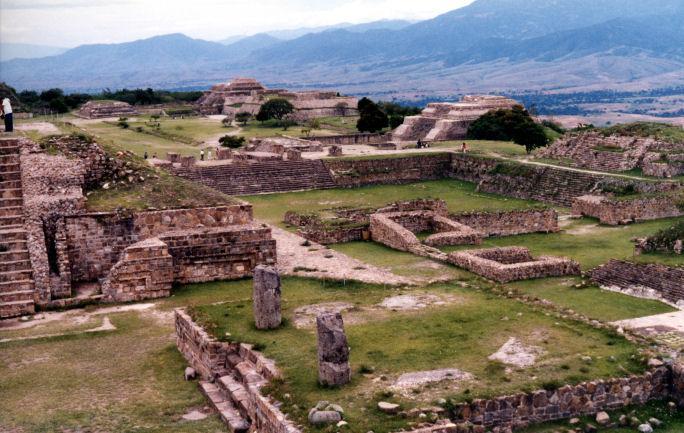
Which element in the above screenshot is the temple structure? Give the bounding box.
[392,95,520,142]
[197,77,358,120]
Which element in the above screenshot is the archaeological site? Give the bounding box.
[1,4,683,433]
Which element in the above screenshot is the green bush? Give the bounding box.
[219,135,245,149]
[357,97,388,133]
[256,98,294,122]
[467,105,549,153]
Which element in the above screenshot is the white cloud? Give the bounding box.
[0,0,474,47]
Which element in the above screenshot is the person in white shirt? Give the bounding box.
[1,98,13,133]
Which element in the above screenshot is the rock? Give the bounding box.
[315,401,330,411]
[618,414,628,426]
[581,356,593,364]
[181,409,207,421]
[569,418,581,425]
[337,420,349,428]
[316,312,351,386]
[595,411,610,425]
[325,404,344,414]
[378,402,401,414]
[308,410,342,425]
[648,418,662,427]
[638,424,654,433]
[630,417,642,427]
[648,358,664,368]
[184,367,196,381]
[583,424,597,433]
[253,265,282,330]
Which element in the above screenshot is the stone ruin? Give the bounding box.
[76,100,140,119]
[316,312,351,386]
[253,265,282,330]
[0,136,276,318]
[241,136,323,161]
[392,95,520,142]
[447,247,580,283]
[537,130,684,177]
[572,193,683,225]
[197,77,358,120]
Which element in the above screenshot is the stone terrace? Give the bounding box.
[0,138,35,318]
[448,247,581,283]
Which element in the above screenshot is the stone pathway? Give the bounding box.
[612,310,684,349]
[0,316,115,343]
[268,225,414,286]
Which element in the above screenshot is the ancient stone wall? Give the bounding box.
[370,213,422,252]
[161,226,277,284]
[324,153,452,188]
[175,309,233,380]
[451,367,671,429]
[572,194,683,225]
[448,247,581,283]
[450,209,559,237]
[302,133,388,145]
[101,238,174,302]
[589,260,684,308]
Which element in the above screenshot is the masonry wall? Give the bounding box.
[450,209,559,237]
[63,205,253,283]
[324,153,452,188]
[304,133,388,145]
[572,195,683,225]
[589,260,684,307]
[451,367,671,428]
[175,309,233,380]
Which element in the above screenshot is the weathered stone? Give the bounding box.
[638,424,654,433]
[308,410,342,425]
[595,411,610,425]
[316,312,351,386]
[378,402,401,414]
[184,367,197,381]
[253,265,282,330]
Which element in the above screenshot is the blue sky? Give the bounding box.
[0,0,474,47]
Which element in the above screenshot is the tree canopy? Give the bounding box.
[467,105,549,153]
[356,97,389,133]
[256,98,294,122]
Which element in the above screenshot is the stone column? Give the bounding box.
[253,265,282,329]
[316,312,351,386]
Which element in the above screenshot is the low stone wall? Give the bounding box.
[451,367,671,429]
[303,133,388,145]
[448,247,581,283]
[161,226,277,284]
[101,238,174,302]
[572,194,683,225]
[175,309,233,380]
[324,153,452,188]
[450,209,559,237]
[370,213,422,252]
[589,260,684,308]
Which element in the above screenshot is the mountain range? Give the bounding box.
[1,0,683,100]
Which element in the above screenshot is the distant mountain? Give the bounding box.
[0,43,68,61]
[1,0,683,97]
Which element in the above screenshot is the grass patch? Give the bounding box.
[190,278,646,433]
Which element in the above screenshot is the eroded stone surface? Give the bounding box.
[488,337,544,368]
[253,265,282,330]
[392,369,474,390]
[316,312,351,386]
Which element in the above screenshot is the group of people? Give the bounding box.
[1,97,13,133]
[416,138,469,153]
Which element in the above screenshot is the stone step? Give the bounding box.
[0,248,30,261]
[0,239,28,252]
[0,228,28,241]
[0,299,35,319]
[0,171,21,182]
[0,290,34,303]
[0,188,23,200]
[0,260,32,274]
[0,279,34,292]
[0,154,20,164]
[0,138,20,148]
[0,179,22,190]
[0,206,23,218]
[0,217,23,228]
[0,269,33,283]
[199,381,250,433]
[217,375,252,421]
[0,197,23,208]
[0,163,20,172]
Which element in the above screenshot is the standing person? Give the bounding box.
[461,142,468,153]
[207,149,212,160]
[1,97,13,133]
[144,151,149,160]
[200,149,205,161]
[417,138,423,149]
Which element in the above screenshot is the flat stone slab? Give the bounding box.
[379,294,449,311]
[392,369,474,389]
[181,409,208,421]
[488,337,544,368]
[293,302,356,328]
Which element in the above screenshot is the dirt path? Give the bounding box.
[268,225,414,286]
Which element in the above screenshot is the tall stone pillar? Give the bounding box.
[316,312,351,386]
[253,265,282,330]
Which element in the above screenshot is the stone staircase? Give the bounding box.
[198,343,297,433]
[174,160,337,196]
[0,138,35,319]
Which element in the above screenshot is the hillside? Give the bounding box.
[0,0,683,98]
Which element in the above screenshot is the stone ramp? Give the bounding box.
[173,159,336,196]
[0,139,35,319]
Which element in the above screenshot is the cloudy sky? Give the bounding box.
[1,0,474,47]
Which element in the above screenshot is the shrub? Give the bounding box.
[117,120,130,129]
[218,135,245,149]
[356,97,388,133]
[235,112,251,126]
[468,105,549,153]
[256,98,294,122]
[541,119,566,134]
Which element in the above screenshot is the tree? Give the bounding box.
[467,105,549,154]
[48,98,69,113]
[256,98,294,122]
[235,112,251,126]
[388,114,404,129]
[356,98,388,133]
[219,135,246,149]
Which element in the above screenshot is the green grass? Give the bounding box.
[190,278,647,433]
[245,179,542,226]
[441,217,684,270]
[316,115,360,133]
[508,278,676,322]
[430,140,528,157]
